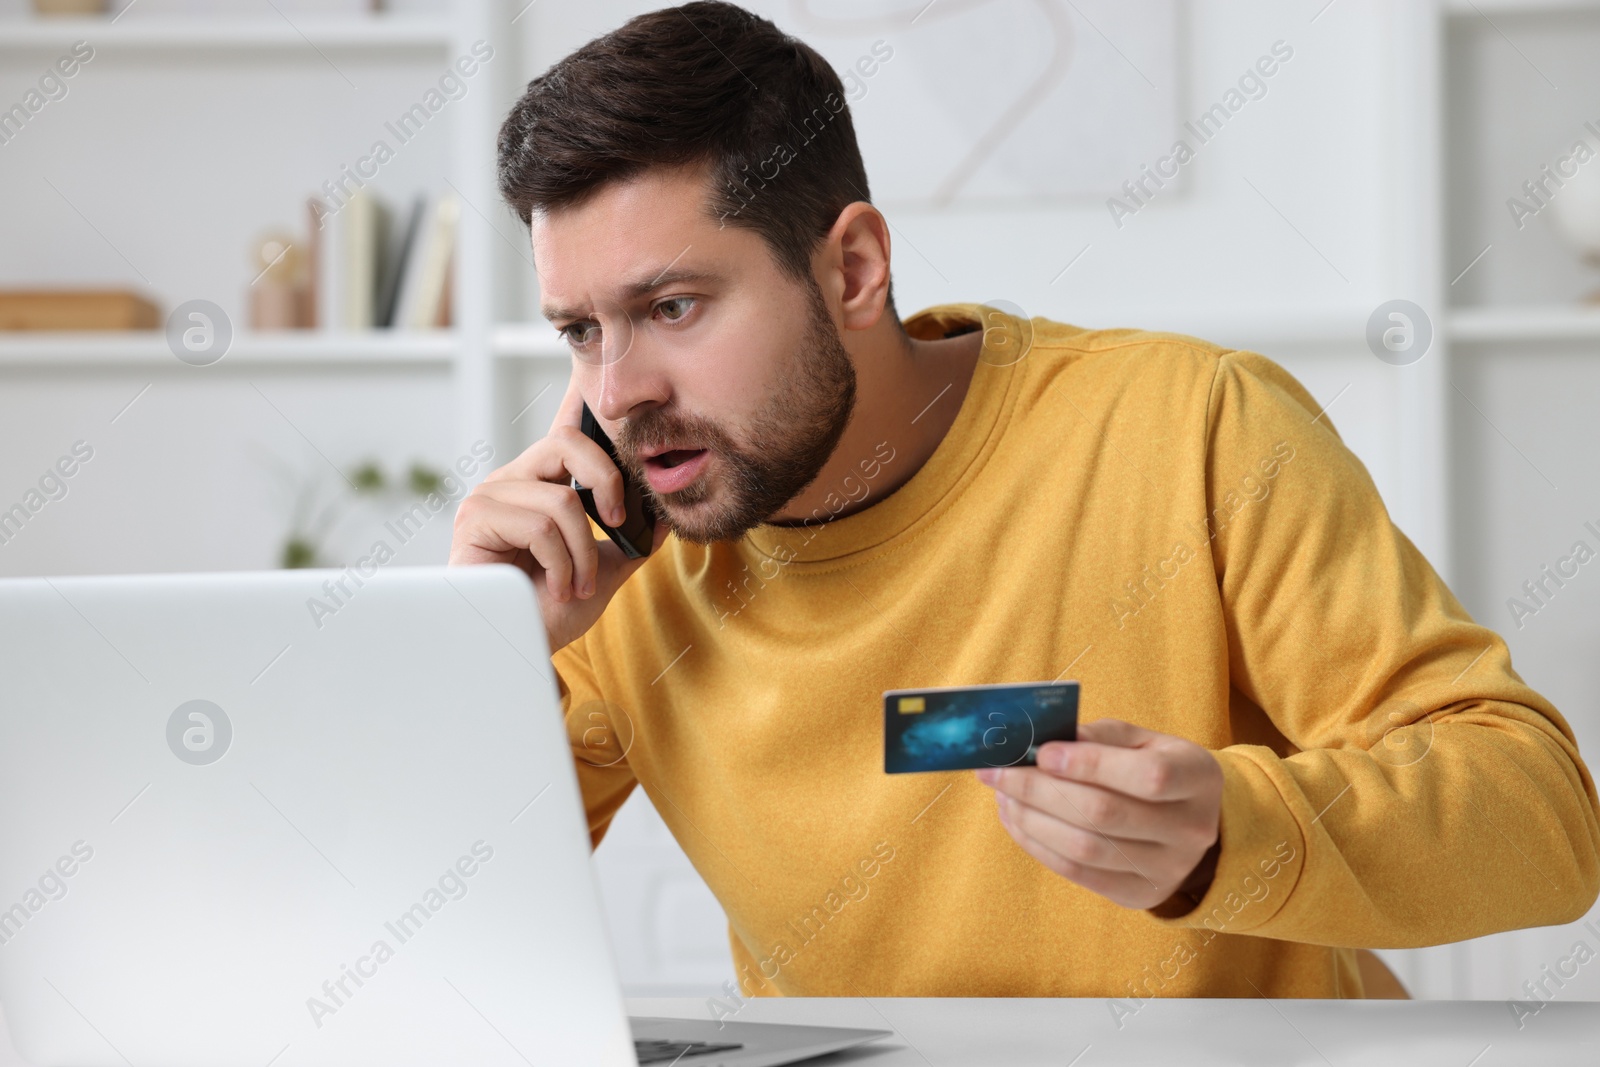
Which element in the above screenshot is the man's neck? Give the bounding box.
[766,316,984,528]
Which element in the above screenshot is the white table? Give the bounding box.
[0,997,1589,1065]
[626,996,1598,1065]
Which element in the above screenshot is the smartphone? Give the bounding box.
[571,401,657,559]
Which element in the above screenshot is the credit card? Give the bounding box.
[884,681,1079,773]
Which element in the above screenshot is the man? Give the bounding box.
[450,1,1600,1000]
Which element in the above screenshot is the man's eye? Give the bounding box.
[656,297,695,322]
[562,323,600,347]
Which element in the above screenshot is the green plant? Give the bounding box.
[278,458,447,569]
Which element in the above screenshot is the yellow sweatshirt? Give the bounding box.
[553,302,1600,1000]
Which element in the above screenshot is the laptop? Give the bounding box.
[0,565,890,1067]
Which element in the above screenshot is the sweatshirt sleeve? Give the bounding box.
[553,633,638,850]
[1150,350,1600,948]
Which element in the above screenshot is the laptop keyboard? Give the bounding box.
[633,1037,745,1063]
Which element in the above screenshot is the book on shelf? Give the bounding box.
[393,193,459,330]
[314,189,456,332]
[344,190,383,330]
[376,195,425,329]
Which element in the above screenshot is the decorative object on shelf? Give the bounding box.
[277,456,447,569]
[247,230,311,330]
[1550,159,1600,304]
[32,0,106,14]
[0,289,159,330]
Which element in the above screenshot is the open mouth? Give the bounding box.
[648,448,707,470]
[640,447,712,495]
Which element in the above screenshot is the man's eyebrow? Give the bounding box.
[540,267,724,322]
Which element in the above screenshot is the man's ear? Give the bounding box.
[817,202,893,333]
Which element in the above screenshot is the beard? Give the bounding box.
[614,279,857,545]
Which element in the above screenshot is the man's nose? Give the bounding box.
[593,311,660,423]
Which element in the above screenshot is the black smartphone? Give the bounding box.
[571,402,657,559]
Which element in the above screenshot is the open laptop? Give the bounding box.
[0,565,890,1067]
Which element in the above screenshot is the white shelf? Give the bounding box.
[0,330,458,368]
[1448,305,1600,343]
[0,16,455,50]
[1446,0,1600,14]
[492,324,570,362]
[0,325,576,369]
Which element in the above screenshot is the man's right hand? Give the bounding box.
[449,376,668,654]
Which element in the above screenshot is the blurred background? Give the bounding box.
[2,0,1599,1002]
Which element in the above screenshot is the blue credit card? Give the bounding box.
[883,681,1079,773]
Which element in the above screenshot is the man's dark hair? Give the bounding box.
[497,0,899,320]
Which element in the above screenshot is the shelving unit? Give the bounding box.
[1401,0,1600,1005]
[0,0,512,452]
[1445,0,1600,12]
[1442,0,1600,322]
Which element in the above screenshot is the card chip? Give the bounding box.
[897,696,926,714]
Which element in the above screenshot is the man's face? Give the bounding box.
[530,165,856,544]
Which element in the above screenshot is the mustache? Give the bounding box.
[617,411,733,463]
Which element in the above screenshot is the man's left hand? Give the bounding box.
[975,719,1223,910]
